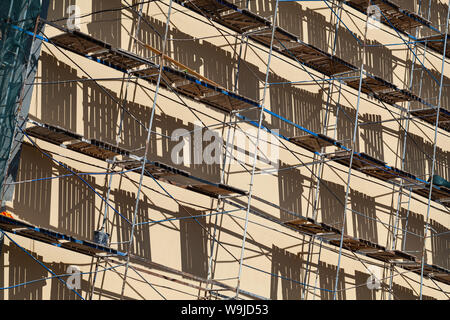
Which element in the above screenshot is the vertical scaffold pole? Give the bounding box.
[419,0,450,300]
[303,0,343,300]
[235,0,279,299]
[119,0,174,300]
[332,0,370,301]
[90,1,146,300]
[388,0,431,300]
[206,33,250,299]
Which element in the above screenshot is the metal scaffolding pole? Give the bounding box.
[235,0,280,299]
[89,2,146,300]
[303,0,344,300]
[388,0,433,300]
[206,32,251,298]
[119,0,174,299]
[1,0,449,301]
[332,0,370,300]
[419,0,450,300]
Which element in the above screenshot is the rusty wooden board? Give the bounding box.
[419,34,450,59]
[219,10,268,32]
[133,65,259,113]
[412,184,450,205]
[50,31,108,55]
[67,141,120,161]
[290,134,336,152]
[411,108,450,132]
[345,75,421,105]
[50,32,146,70]
[27,121,247,199]
[25,124,81,145]
[329,151,387,171]
[0,214,125,257]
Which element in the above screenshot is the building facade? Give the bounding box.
[0,0,449,300]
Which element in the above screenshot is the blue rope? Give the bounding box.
[1,230,85,300]
[0,260,125,291]
[7,168,139,185]
[137,208,242,226]
[18,125,132,225]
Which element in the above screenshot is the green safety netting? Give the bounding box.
[430,175,450,188]
[0,0,48,201]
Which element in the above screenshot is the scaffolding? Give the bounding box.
[0,0,449,300]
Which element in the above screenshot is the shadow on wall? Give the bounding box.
[278,1,303,40]
[13,143,52,228]
[270,245,303,300]
[84,79,223,182]
[12,145,97,241]
[351,189,378,244]
[46,0,76,28]
[57,165,96,241]
[83,79,120,145]
[171,28,203,77]
[82,76,223,182]
[119,101,222,182]
[336,26,363,69]
[430,219,449,269]
[246,0,329,52]
[354,270,376,300]
[431,145,450,180]
[399,209,424,260]
[245,0,275,19]
[320,180,346,232]
[392,282,436,300]
[40,51,78,132]
[129,11,242,95]
[112,188,151,261]
[87,0,122,48]
[237,62,262,102]
[365,40,395,84]
[131,11,169,59]
[258,0,398,81]
[201,40,236,92]
[402,131,449,180]
[48,261,87,300]
[419,0,449,36]
[402,132,427,179]
[391,283,419,300]
[118,100,151,154]
[7,244,47,299]
[277,161,304,222]
[269,73,323,138]
[179,205,209,279]
[407,61,450,111]
[360,113,385,162]
[318,261,346,300]
[331,104,360,151]
[304,5,329,53]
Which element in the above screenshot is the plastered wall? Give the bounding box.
[1,0,448,300]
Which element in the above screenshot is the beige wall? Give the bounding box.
[1,0,449,300]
